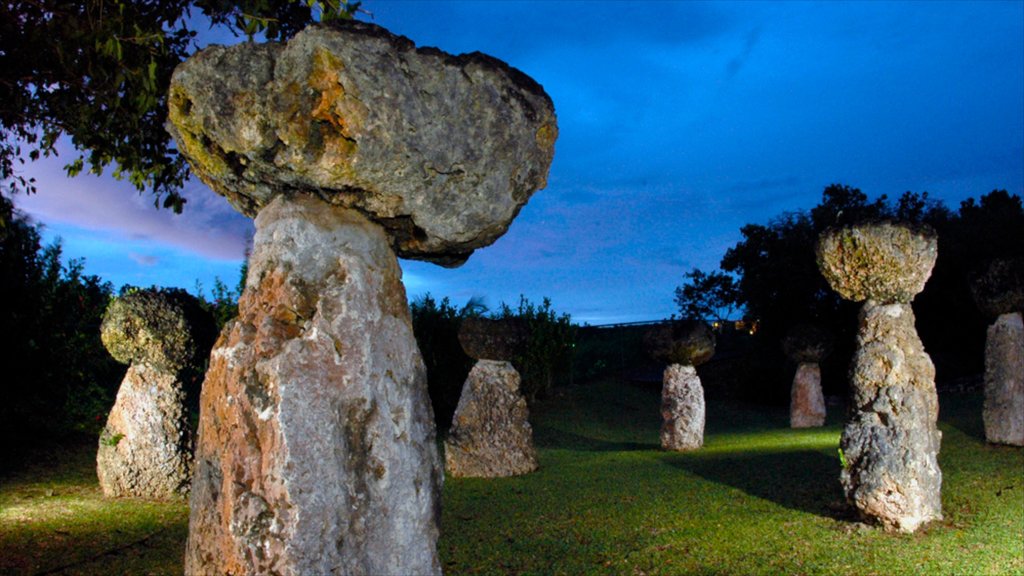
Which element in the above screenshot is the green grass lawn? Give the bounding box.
[2,378,1021,575]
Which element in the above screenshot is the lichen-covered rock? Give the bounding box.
[645,320,715,366]
[970,257,1024,320]
[458,317,527,361]
[782,324,834,364]
[660,364,705,451]
[444,360,537,477]
[983,312,1024,446]
[96,364,192,499]
[816,222,937,304]
[167,20,557,267]
[185,195,441,575]
[790,363,826,428]
[101,288,215,375]
[841,302,942,532]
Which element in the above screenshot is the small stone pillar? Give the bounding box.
[969,257,1024,446]
[645,320,715,451]
[444,317,538,478]
[783,324,833,428]
[98,289,214,499]
[167,19,556,576]
[817,222,942,532]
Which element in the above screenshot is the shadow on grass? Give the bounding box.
[668,449,846,519]
[532,427,657,452]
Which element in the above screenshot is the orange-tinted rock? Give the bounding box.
[790,363,826,428]
[184,196,441,575]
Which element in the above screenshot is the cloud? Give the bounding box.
[13,143,252,262]
[129,253,160,266]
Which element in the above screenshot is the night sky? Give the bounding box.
[13,1,1024,325]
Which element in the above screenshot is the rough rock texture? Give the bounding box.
[660,364,705,451]
[458,317,527,361]
[970,257,1024,320]
[444,360,538,477]
[96,364,192,499]
[97,288,212,500]
[783,324,833,364]
[816,222,938,304]
[790,363,826,428]
[841,303,942,532]
[167,20,557,267]
[184,196,441,576]
[818,222,942,532]
[645,320,716,367]
[983,312,1024,446]
[101,288,214,375]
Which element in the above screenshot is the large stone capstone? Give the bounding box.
[97,288,213,500]
[969,257,1024,320]
[167,20,557,267]
[185,195,442,575]
[816,222,937,304]
[458,317,527,361]
[644,320,716,367]
[444,360,538,478]
[817,223,942,533]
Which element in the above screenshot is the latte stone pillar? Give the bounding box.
[97,288,214,500]
[783,324,834,428]
[444,317,538,478]
[817,222,942,532]
[969,257,1024,446]
[167,20,556,575]
[644,320,716,451]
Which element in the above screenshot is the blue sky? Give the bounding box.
[12,1,1024,324]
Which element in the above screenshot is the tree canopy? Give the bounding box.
[0,0,358,216]
[675,184,1024,402]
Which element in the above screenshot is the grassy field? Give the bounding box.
[2,378,1021,575]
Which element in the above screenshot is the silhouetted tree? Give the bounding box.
[674,268,739,323]
[1,0,359,215]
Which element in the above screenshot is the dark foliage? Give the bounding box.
[494,296,576,403]
[677,185,1024,404]
[0,196,123,455]
[0,0,358,214]
[409,294,475,433]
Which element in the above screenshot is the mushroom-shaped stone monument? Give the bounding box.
[645,320,715,451]
[167,20,556,575]
[783,324,833,428]
[969,257,1024,446]
[98,288,214,499]
[445,317,538,477]
[816,222,942,532]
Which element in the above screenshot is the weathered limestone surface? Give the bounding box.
[645,320,715,367]
[790,363,826,428]
[97,289,212,500]
[184,196,441,576]
[983,312,1024,446]
[661,364,705,451]
[782,324,833,364]
[96,364,192,499]
[970,257,1024,320]
[444,360,538,478]
[817,222,937,304]
[817,222,942,533]
[167,20,557,267]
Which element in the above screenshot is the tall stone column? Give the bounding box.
[186,196,441,575]
[97,289,214,500]
[970,257,1024,446]
[645,320,715,451]
[167,19,557,575]
[783,324,833,428]
[445,318,538,478]
[817,222,942,532]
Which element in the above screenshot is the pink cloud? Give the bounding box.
[13,143,252,262]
